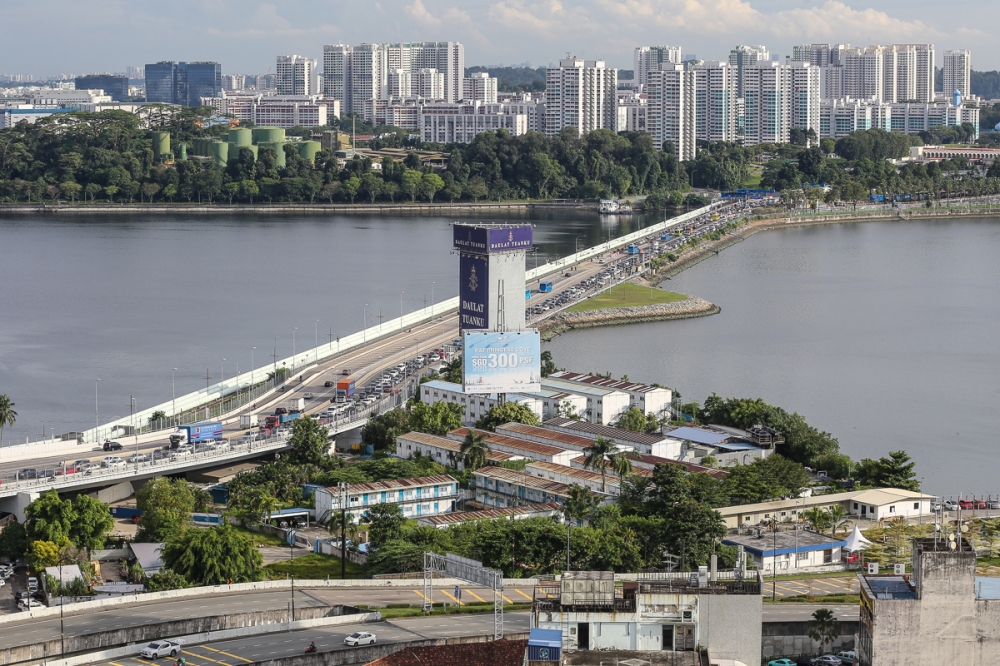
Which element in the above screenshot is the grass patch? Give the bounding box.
[378,602,531,619]
[764,594,860,604]
[233,526,287,547]
[264,552,366,579]
[743,172,763,188]
[567,282,686,313]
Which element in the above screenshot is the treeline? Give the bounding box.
[465,65,546,93]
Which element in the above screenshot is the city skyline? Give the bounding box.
[0,0,995,77]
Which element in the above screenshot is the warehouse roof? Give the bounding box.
[325,474,456,494]
[450,428,569,458]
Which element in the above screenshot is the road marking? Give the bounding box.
[202,646,253,663]
[413,590,430,603]
[501,594,514,604]
[463,589,487,603]
[440,590,464,606]
[513,589,533,601]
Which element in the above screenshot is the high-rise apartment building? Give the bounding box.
[322,44,352,110]
[463,72,498,103]
[387,69,412,97]
[646,63,696,161]
[634,46,682,86]
[144,61,222,106]
[74,74,128,101]
[415,68,444,99]
[741,60,819,146]
[221,74,245,91]
[843,47,884,101]
[276,55,316,95]
[544,56,617,137]
[729,44,770,97]
[690,60,738,143]
[351,43,387,118]
[943,49,971,98]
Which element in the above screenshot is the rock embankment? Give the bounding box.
[539,296,720,340]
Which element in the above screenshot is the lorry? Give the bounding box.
[239,414,254,429]
[169,422,222,448]
[336,377,356,403]
[287,398,305,414]
[264,412,300,432]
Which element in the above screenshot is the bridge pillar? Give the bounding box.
[0,491,40,522]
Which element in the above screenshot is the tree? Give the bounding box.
[464,176,488,203]
[70,494,114,551]
[540,351,557,377]
[24,490,74,544]
[103,185,119,202]
[341,176,361,203]
[286,416,330,466]
[364,539,426,576]
[145,570,190,592]
[0,521,27,559]
[227,485,278,529]
[136,477,195,542]
[401,169,423,202]
[148,410,167,425]
[474,401,540,431]
[659,499,727,570]
[854,450,919,491]
[222,181,239,204]
[383,181,400,203]
[161,522,262,586]
[460,429,491,470]
[361,172,383,203]
[839,180,867,209]
[364,503,405,551]
[0,394,16,447]
[609,451,633,480]
[828,505,848,536]
[582,436,617,493]
[60,181,82,202]
[141,182,161,202]
[802,507,832,533]
[807,608,840,655]
[29,540,62,570]
[321,181,340,203]
[409,401,464,436]
[362,408,411,452]
[420,173,445,203]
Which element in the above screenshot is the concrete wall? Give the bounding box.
[761,621,858,660]
[90,481,134,505]
[701,594,761,666]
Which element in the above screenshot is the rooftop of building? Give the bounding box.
[627,453,729,478]
[416,502,562,527]
[544,417,674,446]
[723,528,846,555]
[528,460,611,484]
[474,465,602,498]
[716,487,932,517]
[419,379,540,405]
[569,455,653,478]
[450,427,571,458]
[495,422,597,449]
[547,371,669,394]
[861,575,916,600]
[324,474,456,495]
[662,426,734,446]
[364,638,528,666]
[396,431,515,461]
[541,377,627,397]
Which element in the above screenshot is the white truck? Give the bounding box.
[140,640,185,658]
[287,397,305,413]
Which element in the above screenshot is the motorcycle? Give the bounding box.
[305,644,317,654]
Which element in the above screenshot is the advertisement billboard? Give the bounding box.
[454,224,533,254]
[463,330,541,394]
[459,253,489,330]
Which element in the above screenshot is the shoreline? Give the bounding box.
[0,201,595,215]
[538,296,720,341]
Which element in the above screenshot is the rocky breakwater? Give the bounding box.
[539,296,720,340]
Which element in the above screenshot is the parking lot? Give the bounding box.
[763,575,860,599]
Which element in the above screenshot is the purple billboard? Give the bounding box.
[459,253,489,330]
[453,224,533,254]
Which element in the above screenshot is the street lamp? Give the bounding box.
[273,337,279,380]
[251,348,256,401]
[131,396,139,472]
[400,291,404,323]
[431,282,435,316]
[292,328,297,368]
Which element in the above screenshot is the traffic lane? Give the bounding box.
[0,590,326,649]
[308,583,536,608]
[762,604,858,622]
[84,613,531,666]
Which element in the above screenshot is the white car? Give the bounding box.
[18,598,44,611]
[101,456,125,469]
[125,453,149,463]
[140,640,184,658]
[344,631,376,647]
[170,449,193,461]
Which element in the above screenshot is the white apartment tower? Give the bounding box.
[276,55,316,96]
[634,46,682,86]
[843,46,884,101]
[351,43,387,117]
[544,56,618,137]
[789,61,821,143]
[943,49,971,98]
[463,73,498,103]
[323,44,352,110]
[690,60,738,143]
[387,68,412,97]
[729,44,770,97]
[387,42,465,102]
[742,61,819,146]
[415,68,445,99]
[646,63,696,161]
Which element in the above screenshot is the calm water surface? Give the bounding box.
[0,210,653,444]
[546,218,1000,496]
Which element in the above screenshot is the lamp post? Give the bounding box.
[292,328,297,369]
[400,291,404,324]
[130,396,138,472]
[772,521,777,602]
[171,369,177,424]
[251,347,256,401]
[95,379,100,444]
[273,337,279,380]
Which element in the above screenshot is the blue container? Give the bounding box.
[528,628,562,661]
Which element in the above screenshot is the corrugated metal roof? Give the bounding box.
[626,453,729,478]
[541,377,625,397]
[325,474,456,494]
[569,455,654,477]
[475,466,592,497]
[544,418,672,446]
[418,502,562,526]
[450,428,569,457]
[663,426,731,446]
[528,460,607,483]
[549,371,665,394]
[495,422,595,448]
[397,431,516,461]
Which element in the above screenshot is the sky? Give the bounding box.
[2,0,995,77]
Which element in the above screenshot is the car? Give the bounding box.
[16,468,37,480]
[103,441,123,451]
[767,660,797,666]
[55,464,79,475]
[152,450,171,461]
[140,640,185,658]
[275,407,288,415]
[344,632,376,647]
[341,368,352,375]
[990,499,1000,510]
[170,449,193,461]
[18,598,44,611]
[101,457,125,469]
[27,576,38,590]
[126,453,150,463]
[836,651,856,664]
[38,469,56,479]
[324,380,334,387]
[194,442,217,453]
[812,656,842,666]
[304,392,314,400]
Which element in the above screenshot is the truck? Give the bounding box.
[626,243,639,254]
[264,412,300,432]
[336,377,356,403]
[239,414,254,429]
[169,421,222,448]
[287,398,305,414]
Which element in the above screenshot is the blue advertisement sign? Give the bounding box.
[459,253,489,330]
[454,225,533,254]
[463,330,541,394]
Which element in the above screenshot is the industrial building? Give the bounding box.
[494,422,629,456]
[394,430,518,470]
[525,460,621,494]
[662,425,773,466]
[540,377,631,425]
[543,417,683,458]
[547,371,673,417]
[415,502,562,529]
[723,528,846,572]
[314,475,459,523]
[201,93,338,128]
[858,537,1000,665]
[532,568,762,664]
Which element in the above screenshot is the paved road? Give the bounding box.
[761,604,858,622]
[83,613,531,666]
[0,584,534,649]
[763,576,860,599]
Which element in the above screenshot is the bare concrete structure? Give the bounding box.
[858,537,1000,666]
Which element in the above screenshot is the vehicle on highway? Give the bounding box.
[38,469,56,479]
[170,449,193,461]
[140,640,184,658]
[55,464,79,475]
[126,453,149,463]
[101,457,126,470]
[103,441,124,451]
[194,442,217,453]
[18,598,44,611]
[990,498,1000,510]
[344,632,376,647]
[152,450,171,461]
[16,468,38,480]
[767,660,796,666]
[811,656,841,666]
[27,576,38,591]
[275,407,288,415]
[304,392,314,400]
[324,381,334,387]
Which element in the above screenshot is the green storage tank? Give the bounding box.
[258,142,286,167]
[228,128,253,146]
[252,127,286,144]
[151,132,170,160]
[209,141,229,166]
[176,143,187,160]
[297,140,321,163]
[191,138,205,156]
[229,143,259,162]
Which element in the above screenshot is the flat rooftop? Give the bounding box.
[544,417,674,447]
[723,529,846,555]
[863,575,916,600]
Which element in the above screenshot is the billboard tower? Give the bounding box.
[453,224,541,395]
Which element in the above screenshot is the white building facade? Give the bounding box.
[943,49,972,98]
[634,45,682,86]
[646,63,696,161]
[314,475,459,523]
[276,55,316,96]
[544,56,617,137]
[463,73,498,103]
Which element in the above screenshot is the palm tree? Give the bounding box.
[582,436,616,493]
[0,395,16,447]
[827,505,848,536]
[807,608,839,655]
[460,429,491,471]
[609,451,633,486]
[802,507,831,533]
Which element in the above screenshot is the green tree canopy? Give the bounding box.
[0,521,28,559]
[362,409,411,451]
[69,494,115,551]
[161,522,262,586]
[409,400,464,436]
[136,477,196,542]
[363,503,405,551]
[24,490,74,544]
[474,401,540,431]
[854,450,919,491]
[286,416,330,466]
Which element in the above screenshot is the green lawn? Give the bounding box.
[743,172,763,188]
[567,282,686,312]
[233,526,288,547]
[264,552,366,579]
